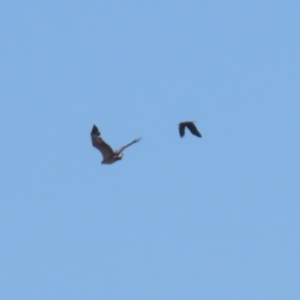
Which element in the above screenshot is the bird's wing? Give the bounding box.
[91,125,114,159]
[91,124,100,136]
[114,138,141,155]
[186,122,202,137]
[178,123,186,137]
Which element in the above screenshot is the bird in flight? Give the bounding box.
[178,121,202,138]
[91,125,141,164]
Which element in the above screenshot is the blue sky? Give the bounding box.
[1,1,300,299]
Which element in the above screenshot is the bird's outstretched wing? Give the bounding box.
[186,122,201,137]
[179,121,202,137]
[178,123,186,137]
[114,138,141,155]
[91,125,114,160]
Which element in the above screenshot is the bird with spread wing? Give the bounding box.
[91,125,141,164]
[178,121,202,138]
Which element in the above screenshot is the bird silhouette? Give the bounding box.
[178,121,202,138]
[91,125,141,164]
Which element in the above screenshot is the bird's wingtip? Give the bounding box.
[91,124,100,136]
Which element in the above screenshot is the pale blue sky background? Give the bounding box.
[1,1,300,299]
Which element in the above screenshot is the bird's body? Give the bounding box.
[91,125,141,164]
[178,121,202,138]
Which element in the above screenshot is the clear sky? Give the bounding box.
[1,1,300,299]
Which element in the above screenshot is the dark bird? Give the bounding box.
[178,121,202,138]
[91,125,141,164]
